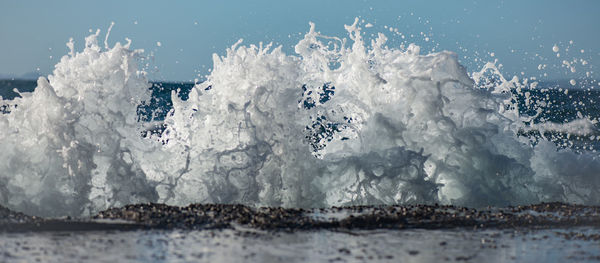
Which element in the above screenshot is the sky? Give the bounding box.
[0,0,598,82]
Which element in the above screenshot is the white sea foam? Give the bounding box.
[522,118,597,136]
[0,30,158,216]
[1,19,599,217]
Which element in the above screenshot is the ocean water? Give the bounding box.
[0,19,599,218]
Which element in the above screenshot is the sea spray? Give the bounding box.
[0,19,599,217]
[155,18,537,209]
[0,30,158,217]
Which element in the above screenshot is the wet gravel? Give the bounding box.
[95,202,600,231]
[0,205,39,224]
[1,202,599,232]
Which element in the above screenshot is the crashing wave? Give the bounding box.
[1,19,599,217]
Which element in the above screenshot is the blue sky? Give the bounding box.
[1,0,598,81]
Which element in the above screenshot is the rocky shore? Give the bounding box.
[1,202,599,232]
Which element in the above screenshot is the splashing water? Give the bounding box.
[0,30,158,216]
[1,19,599,217]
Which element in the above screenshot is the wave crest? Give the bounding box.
[1,19,599,216]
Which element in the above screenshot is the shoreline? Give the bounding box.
[2,202,599,233]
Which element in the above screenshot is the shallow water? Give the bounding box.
[1,227,599,262]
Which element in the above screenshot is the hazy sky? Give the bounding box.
[1,0,598,81]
